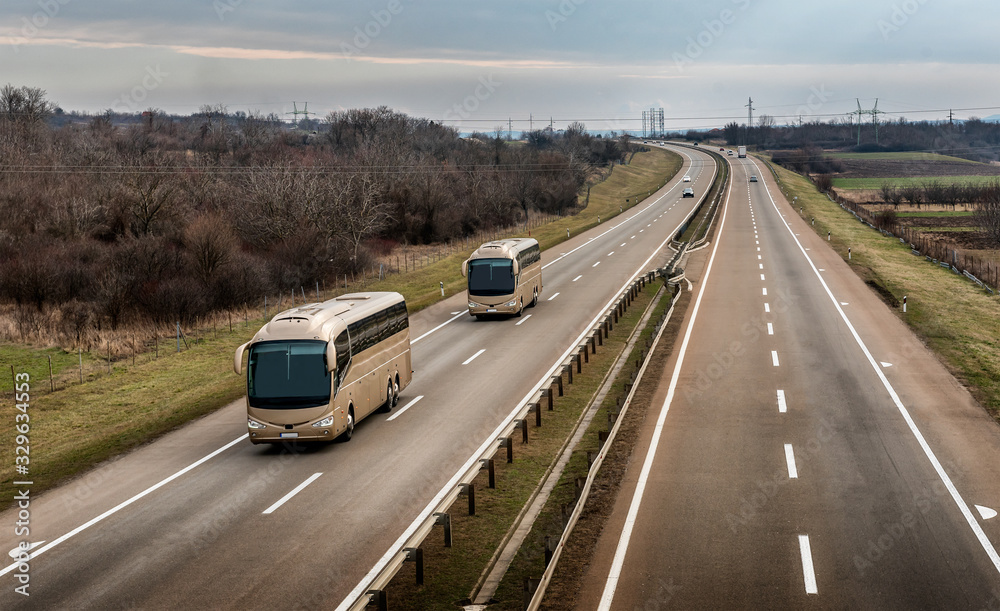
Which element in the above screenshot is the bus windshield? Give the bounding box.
[247,340,331,408]
[467,258,515,296]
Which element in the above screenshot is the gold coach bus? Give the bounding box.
[234,292,411,444]
[462,237,542,319]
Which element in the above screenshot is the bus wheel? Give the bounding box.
[392,378,400,407]
[379,380,393,413]
[530,288,538,307]
[338,409,354,442]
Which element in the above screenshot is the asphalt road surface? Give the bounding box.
[575,156,1000,609]
[0,145,715,609]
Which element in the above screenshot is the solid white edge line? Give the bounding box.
[747,157,1000,574]
[0,434,247,577]
[262,473,323,515]
[777,389,788,413]
[785,444,799,479]
[799,534,819,594]
[597,151,732,611]
[462,349,485,365]
[386,395,424,422]
[342,146,712,611]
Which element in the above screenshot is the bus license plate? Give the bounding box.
[487,308,497,313]
[279,432,299,438]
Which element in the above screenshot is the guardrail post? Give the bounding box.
[547,386,554,411]
[579,347,586,368]
[598,430,609,450]
[590,335,597,354]
[524,577,541,610]
[500,436,513,463]
[459,483,475,515]
[544,535,554,566]
[480,458,495,488]
[555,374,563,397]
[366,590,388,611]
[434,512,452,548]
[520,418,529,444]
[533,402,542,427]
[566,362,573,385]
[404,547,424,585]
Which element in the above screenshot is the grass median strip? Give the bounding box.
[766,158,1000,417]
[383,284,661,609]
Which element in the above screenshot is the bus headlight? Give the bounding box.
[505,299,517,307]
[248,418,267,430]
[312,415,336,427]
[468,301,478,308]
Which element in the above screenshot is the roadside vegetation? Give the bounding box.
[764,158,1000,418]
[0,130,681,502]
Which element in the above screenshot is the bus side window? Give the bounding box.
[334,330,351,395]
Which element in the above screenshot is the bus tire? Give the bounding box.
[378,380,393,413]
[392,377,400,407]
[530,287,538,307]
[338,408,355,442]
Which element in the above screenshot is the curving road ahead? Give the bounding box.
[0,145,716,609]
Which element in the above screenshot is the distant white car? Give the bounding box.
[727,150,734,156]
[750,175,758,182]
[682,175,691,182]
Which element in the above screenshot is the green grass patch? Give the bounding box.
[765,158,1000,418]
[832,175,1000,190]
[828,151,981,163]
[385,285,661,609]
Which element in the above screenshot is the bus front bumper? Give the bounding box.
[468,299,518,316]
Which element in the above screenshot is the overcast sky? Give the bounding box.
[3,0,999,132]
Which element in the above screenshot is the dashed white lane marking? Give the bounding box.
[386,395,424,421]
[607,251,615,256]
[760,274,766,281]
[515,315,532,326]
[880,362,893,368]
[620,242,626,247]
[840,302,849,306]
[263,473,323,515]
[767,323,774,335]
[784,444,798,478]
[758,255,762,260]
[462,349,485,365]
[547,293,560,301]
[593,261,601,268]
[771,351,780,366]
[573,275,583,282]
[777,390,787,413]
[765,303,770,313]
[759,263,764,269]
[762,288,768,296]
[799,535,819,594]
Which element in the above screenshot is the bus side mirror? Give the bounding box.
[325,342,337,373]
[512,260,520,276]
[234,342,250,375]
[461,259,468,277]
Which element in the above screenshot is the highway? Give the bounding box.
[574,156,1000,609]
[0,145,715,608]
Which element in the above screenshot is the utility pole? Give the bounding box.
[855,99,865,146]
[949,109,954,127]
[745,97,754,146]
[508,117,512,140]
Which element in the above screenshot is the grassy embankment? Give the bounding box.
[0,146,683,500]
[767,160,1000,418]
[828,151,980,163]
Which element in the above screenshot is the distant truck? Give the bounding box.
[737,146,747,158]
